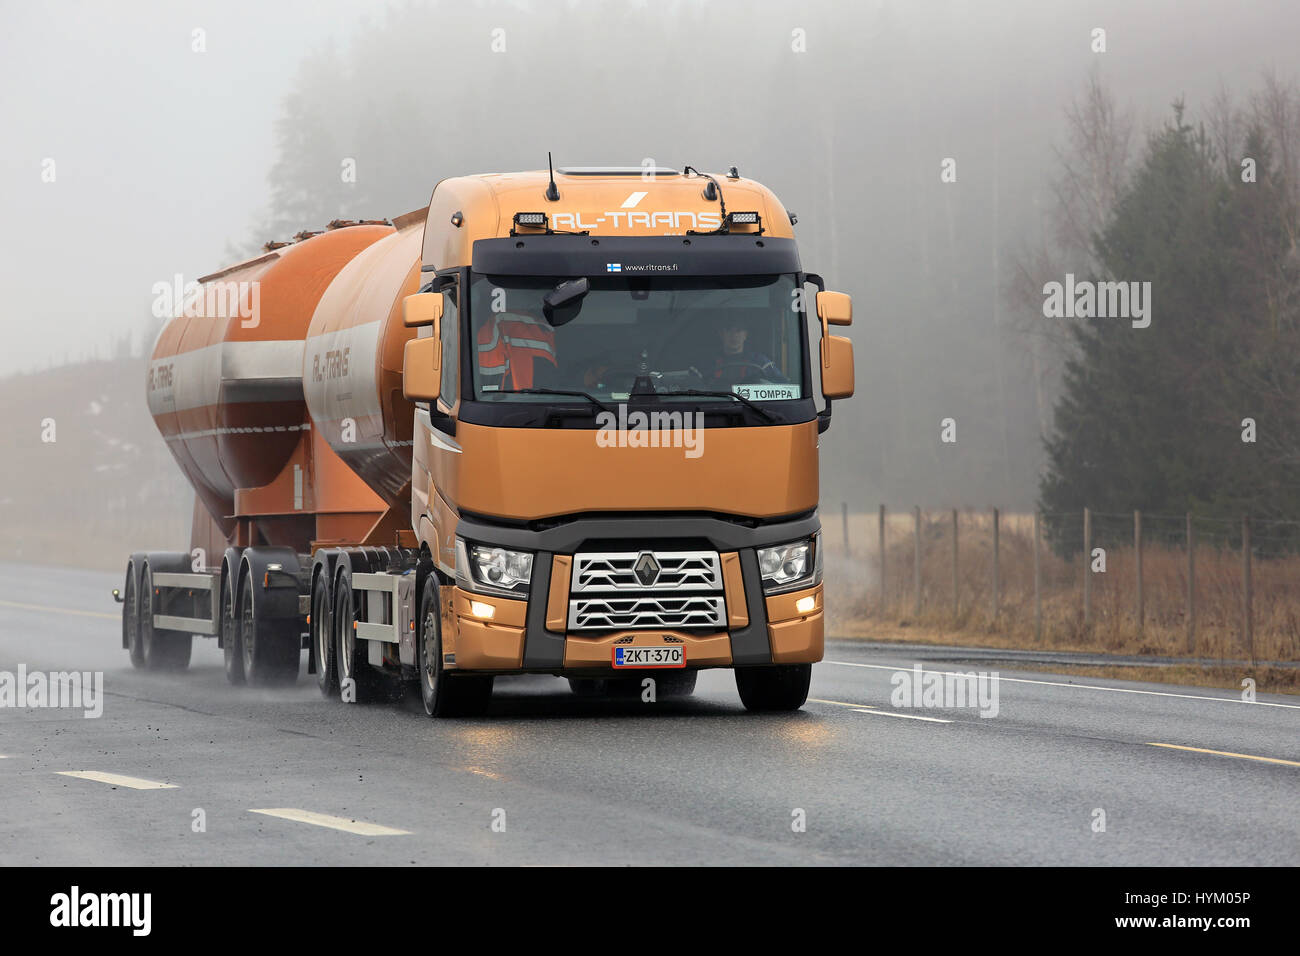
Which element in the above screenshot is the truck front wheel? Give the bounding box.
[417,576,493,717]
[735,664,811,712]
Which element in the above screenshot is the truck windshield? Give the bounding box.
[467,274,806,404]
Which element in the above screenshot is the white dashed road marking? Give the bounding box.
[249,808,411,836]
[57,771,178,790]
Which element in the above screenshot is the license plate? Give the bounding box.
[612,645,685,668]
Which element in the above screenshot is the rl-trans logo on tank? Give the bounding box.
[311,347,351,382]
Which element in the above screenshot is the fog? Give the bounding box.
[3,0,1297,512]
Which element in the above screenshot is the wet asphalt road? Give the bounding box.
[0,563,1296,865]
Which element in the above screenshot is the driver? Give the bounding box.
[709,317,784,386]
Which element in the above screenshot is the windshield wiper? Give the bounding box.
[658,388,776,423]
[493,387,613,415]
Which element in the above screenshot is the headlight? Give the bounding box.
[456,538,533,597]
[757,534,821,593]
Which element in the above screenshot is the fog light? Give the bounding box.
[795,596,816,614]
[470,600,495,620]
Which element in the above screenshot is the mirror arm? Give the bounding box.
[429,406,457,436]
[805,272,833,426]
[818,399,833,434]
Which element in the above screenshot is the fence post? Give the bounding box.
[842,502,849,556]
[1186,513,1195,654]
[1033,511,1042,642]
[1242,515,1253,666]
[951,508,959,618]
[878,504,886,613]
[1134,509,1143,634]
[1083,507,1092,628]
[913,506,922,618]
[991,507,1000,619]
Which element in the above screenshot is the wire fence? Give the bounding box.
[823,505,1300,664]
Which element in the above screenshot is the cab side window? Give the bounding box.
[439,278,459,408]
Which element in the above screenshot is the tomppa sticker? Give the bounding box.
[732,384,800,401]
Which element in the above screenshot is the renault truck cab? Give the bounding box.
[402,166,855,714]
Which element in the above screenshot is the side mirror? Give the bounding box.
[816,291,852,327]
[821,334,854,399]
[403,292,444,328]
[403,337,441,401]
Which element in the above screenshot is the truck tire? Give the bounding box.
[657,670,697,698]
[735,663,811,712]
[566,677,604,697]
[417,575,493,717]
[238,566,299,686]
[312,572,337,697]
[123,563,145,669]
[566,676,642,698]
[139,565,193,671]
[567,672,695,698]
[333,576,388,703]
[222,571,245,685]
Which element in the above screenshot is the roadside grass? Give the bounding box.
[824,510,1300,695]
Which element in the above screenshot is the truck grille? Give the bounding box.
[571,550,722,592]
[567,595,726,631]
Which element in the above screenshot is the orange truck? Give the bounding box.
[118,165,855,715]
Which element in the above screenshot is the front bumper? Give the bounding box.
[446,512,824,674]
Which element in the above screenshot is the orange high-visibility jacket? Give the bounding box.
[476,312,558,390]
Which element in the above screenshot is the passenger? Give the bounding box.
[476,310,557,390]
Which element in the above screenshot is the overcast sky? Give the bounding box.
[2,0,1298,375]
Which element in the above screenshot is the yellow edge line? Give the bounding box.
[1147,742,1300,768]
[0,599,118,620]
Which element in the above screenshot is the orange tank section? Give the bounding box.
[147,223,396,553]
[303,209,425,505]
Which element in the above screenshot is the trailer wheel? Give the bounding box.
[222,571,245,685]
[735,663,811,712]
[333,576,388,703]
[312,573,337,697]
[139,566,192,671]
[238,566,299,686]
[417,575,493,717]
[123,565,145,669]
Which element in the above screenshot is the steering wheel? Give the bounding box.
[710,360,773,384]
[584,364,644,391]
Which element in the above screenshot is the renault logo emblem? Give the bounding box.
[633,551,661,587]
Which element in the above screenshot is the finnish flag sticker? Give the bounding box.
[607,263,621,272]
